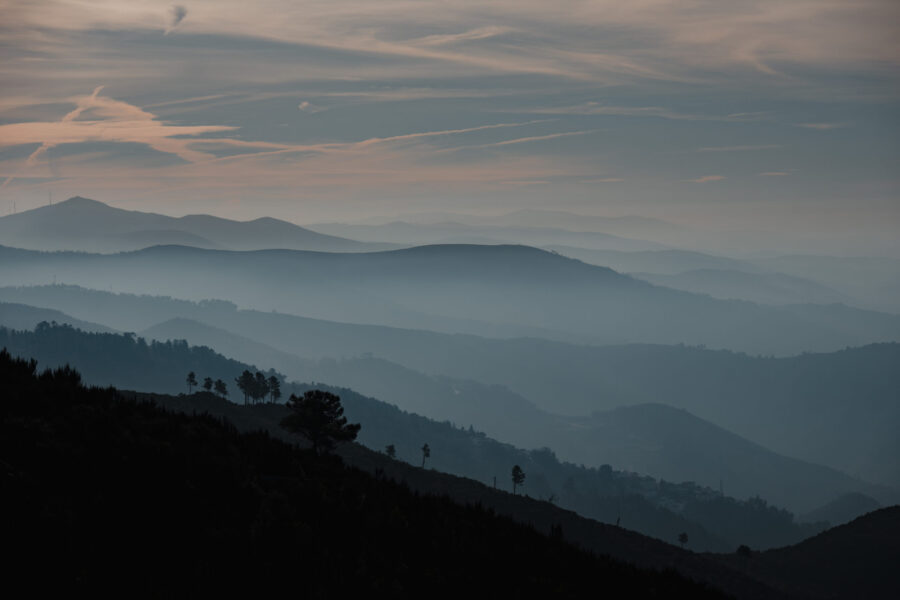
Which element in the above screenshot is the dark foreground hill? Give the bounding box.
[714,507,900,599]
[0,350,732,599]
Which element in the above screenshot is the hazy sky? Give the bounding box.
[1,0,898,237]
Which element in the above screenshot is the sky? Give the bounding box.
[0,0,898,246]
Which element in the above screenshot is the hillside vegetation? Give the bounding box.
[0,321,833,550]
[1,349,733,598]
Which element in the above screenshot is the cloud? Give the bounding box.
[298,101,326,113]
[352,120,551,148]
[0,87,237,170]
[165,5,188,35]
[0,88,587,194]
[436,130,599,154]
[413,27,513,47]
[9,1,899,88]
[582,177,623,183]
[698,144,780,152]
[688,175,726,183]
[523,102,766,122]
[759,171,792,176]
[796,122,846,130]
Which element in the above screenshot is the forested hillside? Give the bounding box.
[1,349,729,597]
[0,322,829,550]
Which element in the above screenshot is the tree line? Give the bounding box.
[186,369,282,405]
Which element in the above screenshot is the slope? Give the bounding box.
[715,507,900,599]
[2,351,733,599]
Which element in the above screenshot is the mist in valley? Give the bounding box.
[2,2,898,596]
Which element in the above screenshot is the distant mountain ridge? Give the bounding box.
[635,268,853,306]
[307,219,667,252]
[1,242,898,357]
[0,196,390,253]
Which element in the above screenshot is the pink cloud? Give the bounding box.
[688,175,726,183]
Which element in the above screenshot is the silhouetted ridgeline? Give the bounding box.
[0,320,279,394]
[0,322,830,551]
[714,507,900,599]
[1,349,727,597]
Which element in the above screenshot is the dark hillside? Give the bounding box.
[0,322,827,553]
[715,507,900,599]
[0,350,730,598]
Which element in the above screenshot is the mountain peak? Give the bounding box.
[60,196,111,209]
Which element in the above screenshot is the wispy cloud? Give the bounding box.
[698,144,780,152]
[298,101,326,113]
[0,89,587,197]
[353,120,551,148]
[523,102,766,122]
[687,175,726,183]
[413,27,513,47]
[796,122,847,130]
[9,1,899,86]
[0,87,236,166]
[435,130,599,154]
[759,171,792,176]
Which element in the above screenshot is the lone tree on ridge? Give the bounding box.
[511,465,526,495]
[280,390,360,454]
[421,443,431,468]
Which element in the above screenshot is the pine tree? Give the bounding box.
[280,390,360,454]
[511,465,525,495]
[268,375,281,402]
[235,370,254,405]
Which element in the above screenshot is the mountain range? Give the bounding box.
[2,241,899,356]
[0,196,389,253]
